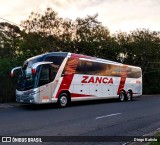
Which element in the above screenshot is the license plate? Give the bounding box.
[20,100,24,103]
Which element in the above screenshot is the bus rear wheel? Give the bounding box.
[127,91,132,101]
[119,91,125,102]
[58,93,69,108]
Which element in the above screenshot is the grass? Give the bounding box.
[147,132,160,145]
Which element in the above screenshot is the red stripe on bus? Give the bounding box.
[117,77,126,94]
[55,74,74,98]
[71,93,92,98]
[117,65,128,95]
[55,56,80,98]
[132,93,138,94]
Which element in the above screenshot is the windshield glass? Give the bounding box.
[17,55,65,91]
[17,57,42,91]
[17,71,36,91]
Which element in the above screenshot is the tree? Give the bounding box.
[73,14,118,60]
[114,29,160,94]
[20,8,64,53]
[0,22,21,58]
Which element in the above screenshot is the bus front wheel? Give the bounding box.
[58,93,69,107]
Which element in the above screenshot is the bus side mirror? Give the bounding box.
[10,66,21,77]
[31,61,53,75]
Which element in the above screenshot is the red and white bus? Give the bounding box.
[11,52,142,107]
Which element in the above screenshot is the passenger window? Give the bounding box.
[38,65,53,87]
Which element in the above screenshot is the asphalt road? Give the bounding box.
[0,95,160,145]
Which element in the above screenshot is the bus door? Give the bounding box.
[38,64,56,103]
[31,62,53,103]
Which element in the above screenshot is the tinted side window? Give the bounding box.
[76,60,122,77]
[127,67,141,78]
[45,56,65,78]
[63,58,79,74]
[38,65,54,87]
[76,60,106,75]
[108,65,121,77]
[75,60,141,78]
[45,56,64,66]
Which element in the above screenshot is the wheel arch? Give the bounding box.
[58,90,71,102]
[119,89,126,95]
[127,89,133,95]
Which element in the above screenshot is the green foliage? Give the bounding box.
[114,29,160,94]
[148,132,160,145]
[0,8,160,102]
[0,58,15,102]
[0,22,21,59]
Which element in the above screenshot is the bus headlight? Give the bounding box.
[30,97,34,103]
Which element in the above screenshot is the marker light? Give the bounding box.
[10,72,14,77]
[32,68,36,74]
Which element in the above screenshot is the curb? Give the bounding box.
[0,103,20,109]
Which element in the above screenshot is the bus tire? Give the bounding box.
[58,93,69,108]
[119,91,125,102]
[127,91,132,101]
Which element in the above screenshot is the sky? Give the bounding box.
[0,0,160,34]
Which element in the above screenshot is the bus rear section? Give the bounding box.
[61,56,142,103]
[11,52,142,107]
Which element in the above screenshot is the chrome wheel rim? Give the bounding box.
[127,92,131,101]
[120,93,124,101]
[60,96,67,107]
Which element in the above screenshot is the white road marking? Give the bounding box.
[96,113,122,120]
[122,142,132,145]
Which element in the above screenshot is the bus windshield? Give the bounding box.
[16,55,64,91]
[17,58,42,91]
[17,69,36,91]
